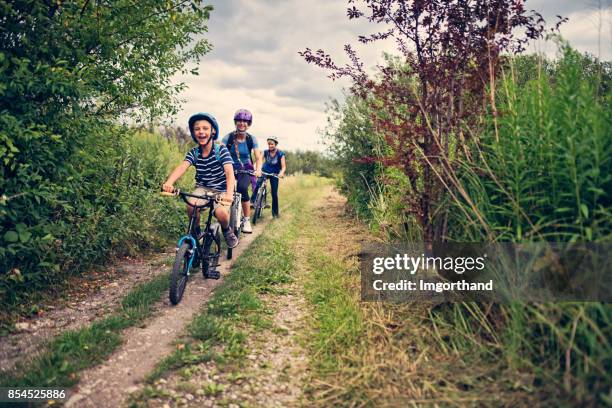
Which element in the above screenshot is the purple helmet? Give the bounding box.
[233,108,253,125]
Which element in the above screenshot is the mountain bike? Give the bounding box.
[227,168,255,259]
[161,189,223,305]
[252,172,279,225]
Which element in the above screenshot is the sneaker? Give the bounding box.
[223,228,239,248]
[242,217,253,234]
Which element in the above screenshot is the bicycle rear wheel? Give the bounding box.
[169,242,192,305]
[202,224,221,279]
[252,187,264,225]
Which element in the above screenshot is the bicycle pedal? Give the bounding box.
[204,271,220,280]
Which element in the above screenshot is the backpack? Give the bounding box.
[226,131,254,164]
[197,143,222,162]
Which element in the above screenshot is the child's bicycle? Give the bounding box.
[161,189,227,305]
[252,172,279,225]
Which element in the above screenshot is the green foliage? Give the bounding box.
[447,44,612,242]
[435,44,612,406]
[0,0,211,313]
[283,150,337,178]
[1,129,187,311]
[322,96,384,220]
[322,95,420,239]
[328,41,611,405]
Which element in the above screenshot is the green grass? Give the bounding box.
[299,222,363,374]
[0,272,170,388]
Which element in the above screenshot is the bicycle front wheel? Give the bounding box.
[169,242,191,305]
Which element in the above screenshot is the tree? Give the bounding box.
[302,0,558,240]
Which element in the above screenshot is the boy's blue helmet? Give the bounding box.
[188,112,219,142]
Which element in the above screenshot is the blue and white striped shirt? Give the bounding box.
[184,144,234,191]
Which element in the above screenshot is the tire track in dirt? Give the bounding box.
[64,219,271,408]
[0,252,174,374]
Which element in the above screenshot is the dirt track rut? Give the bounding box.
[64,223,269,408]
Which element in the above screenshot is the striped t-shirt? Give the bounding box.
[184,144,234,191]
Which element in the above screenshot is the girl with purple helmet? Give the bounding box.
[221,108,263,234]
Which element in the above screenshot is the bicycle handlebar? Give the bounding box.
[234,169,255,176]
[234,170,282,178]
[160,189,226,208]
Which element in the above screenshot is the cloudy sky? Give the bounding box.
[171,0,612,152]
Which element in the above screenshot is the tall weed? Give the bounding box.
[436,44,612,405]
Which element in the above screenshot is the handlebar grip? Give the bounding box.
[160,188,179,196]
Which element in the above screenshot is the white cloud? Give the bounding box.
[529,5,612,59]
[171,0,612,153]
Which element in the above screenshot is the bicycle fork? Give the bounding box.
[177,235,198,274]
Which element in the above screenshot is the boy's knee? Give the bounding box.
[214,205,230,219]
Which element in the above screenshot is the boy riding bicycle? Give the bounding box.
[162,112,239,248]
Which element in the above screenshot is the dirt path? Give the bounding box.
[131,185,348,408]
[4,179,352,408]
[0,251,174,374]
[63,221,271,408]
[138,276,310,408]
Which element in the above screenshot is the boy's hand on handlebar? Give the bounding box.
[255,169,262,178]
[162,183,174,193]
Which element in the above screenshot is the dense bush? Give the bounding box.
[440,45,612,403]
[0,0,211,313]
[0,128,192,310]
